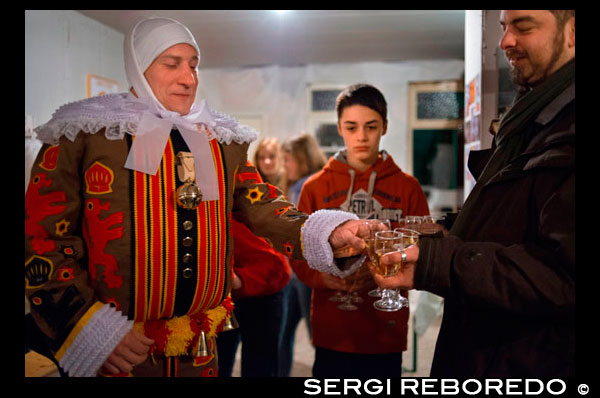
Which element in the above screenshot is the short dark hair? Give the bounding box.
[549,10,575,28]
[335,84,387,122]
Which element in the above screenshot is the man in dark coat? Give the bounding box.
[374,10,575,377]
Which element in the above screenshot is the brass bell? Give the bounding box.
[196,330,210,357]
[176,179,203,210]
[223,313,240,331]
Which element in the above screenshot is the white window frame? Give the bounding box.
[306,84,348,155]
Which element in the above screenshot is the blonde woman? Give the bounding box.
[281,133,327,205]
[253,137,285,189]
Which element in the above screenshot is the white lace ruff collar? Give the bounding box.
[34,92,258,146]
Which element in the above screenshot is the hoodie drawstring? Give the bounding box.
[340,169,355,212]
[367,170,377,199]
[340,169,378,216]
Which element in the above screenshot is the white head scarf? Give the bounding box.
[122,17,221,200]
[124,17,200,113]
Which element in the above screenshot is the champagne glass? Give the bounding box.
[406,215,423,229]
[392,228,420,308]
[329,290,346,303]
[395,228,420,246]
[348,266,365,305]
[337,268,361,311]
[372,230,403,312]
[330,219,378,303]
[420,214,445,236]
[364,219,391,298]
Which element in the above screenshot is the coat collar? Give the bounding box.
[484,85,574,186]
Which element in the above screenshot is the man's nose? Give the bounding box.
[499,29,516,50]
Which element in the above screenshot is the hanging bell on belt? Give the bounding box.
[196,330,210,357]
[222,312,240,331]
[175,152,202,210]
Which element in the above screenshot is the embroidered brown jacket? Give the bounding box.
[25,128,308,358]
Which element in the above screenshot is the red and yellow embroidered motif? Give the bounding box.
[25,255,54,288]
[245,186,263,204]
[283,242,294,258]
[201,367,216,377]
[275,205,292,215]
[60,245,77,258]
[25,173,67,255]
[267,183,281,199]
[237,170,262,184]
[85,161,115,195]
[83,198,124,289]
[56,266,74,282]
[38,145,59,171]
[30,296,43,306]
[103,297,121,311]
[55,219,70,237]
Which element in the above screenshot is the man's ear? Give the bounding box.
[567,16,575,48]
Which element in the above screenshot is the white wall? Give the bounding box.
[462,10,505,201]
[464,11,483,95]
[25,10,126,190]
[481,10,503,150]
[462,10,483,202]
[198,60,464,174]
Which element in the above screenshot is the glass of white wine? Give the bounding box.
[392,228,420,308]
[364,219,391,298]
[331,219,384,304]
[337,268,361,311]
[419,214,445,236]
[372,230,403,312]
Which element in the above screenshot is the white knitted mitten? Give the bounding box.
[301,209,365,278]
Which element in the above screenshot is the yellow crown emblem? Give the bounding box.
[25,256,54,288]
[85,161,114,195]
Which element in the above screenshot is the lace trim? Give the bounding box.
[34,93,258,146]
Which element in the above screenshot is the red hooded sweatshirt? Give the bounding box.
[294,150,429,354]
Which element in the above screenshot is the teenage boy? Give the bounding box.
[294,84,429,377]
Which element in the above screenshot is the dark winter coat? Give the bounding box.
[416,82,575,377]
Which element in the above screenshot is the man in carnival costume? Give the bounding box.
[25,17,366,377]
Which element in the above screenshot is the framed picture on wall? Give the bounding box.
[87,74,120,98]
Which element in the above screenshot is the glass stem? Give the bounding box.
[381,289,393,302]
